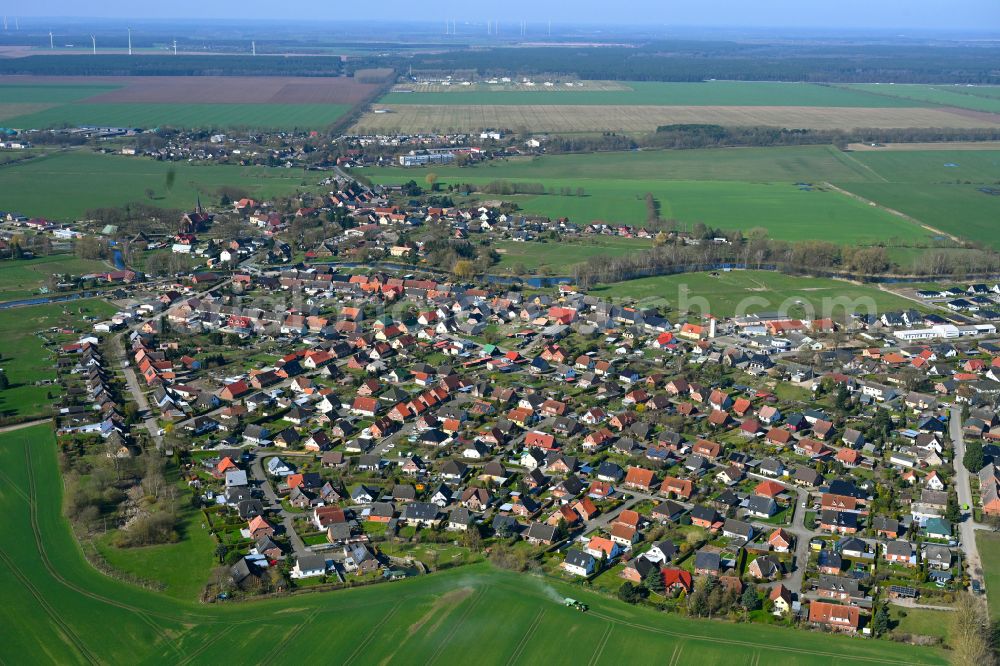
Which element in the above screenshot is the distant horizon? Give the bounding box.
[1,0,999,34]
[1,18,1000,42]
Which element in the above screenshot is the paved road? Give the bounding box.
[250,453,306,555]
[950,405,986,582]
[745,471,815,596]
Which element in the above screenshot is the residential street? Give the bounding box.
[250,453,306,555]
[950,405,985,583]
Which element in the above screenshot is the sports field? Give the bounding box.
[0,150,310,220]
[382,81,925,107]
[362,146,932,244]
[844,83,1000,115]
[0,421,947,665]
[0,76,379,130]
[588,270,915,318]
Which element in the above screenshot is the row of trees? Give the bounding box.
[569,226,998,288]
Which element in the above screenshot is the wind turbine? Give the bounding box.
[91,35,96,55]
[251,40,256,56]
[172,39,177,55]
[3,16,7,31]
[48,31,53,49]
[127,27,132,55]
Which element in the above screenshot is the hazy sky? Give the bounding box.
[5,0,1000,31]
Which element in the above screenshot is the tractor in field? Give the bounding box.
[563,598,588,612]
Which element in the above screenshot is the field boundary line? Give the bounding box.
[506,607,545,666]
[823,181,962,244]
[342,601,405,666]
[424,587,487,665]
[585,609,923,665]
[829,146,889,182]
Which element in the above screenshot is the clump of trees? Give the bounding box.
[950,594,995,666]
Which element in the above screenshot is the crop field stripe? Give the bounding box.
[342,601,406,666]
[176,624,236,666]
[587,624,614,666]
[0,548,99,665]
[260,609,321,664]
[425,588,488,666]
[505,607,546,666]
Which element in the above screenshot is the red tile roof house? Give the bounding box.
[661,568,693,593]
[351,396,379,417]
[809,601,861,633]
[660,476,693,500]
[623,466,656,491]
[768,529,793,552]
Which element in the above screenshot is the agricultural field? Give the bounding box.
[7,103,352,131]
[0,150,312,220]
[363,146,932,245]
[832,149,1000,249]
[0,298,116,420]
[588,270,915,319]
[356,80,1000,134]
[844,83,1000,115]
[382,81,925,107]
[0,420,947,664]
[976,531,1000,619]
[0,255,112,301]
[0,76,380,130]
[351,104,995,135]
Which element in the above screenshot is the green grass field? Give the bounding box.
[887,607,952,641]
[364,146,929,244]
[5,103,352,131]
[0,255,112,301]
[844,84,1000,114]
[833,149,1000,248]
[382,81,924,108]
[94,506,216,601]
[589,270,915,318]
[495,237,652,273]
[0,422,947,665]
[976,531,1000,619]
[386,145,872,182]
[0,150,312,220]
[0,298,117,419]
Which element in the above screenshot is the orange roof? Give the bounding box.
[755,480,786,498]
[623,467,655,488]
